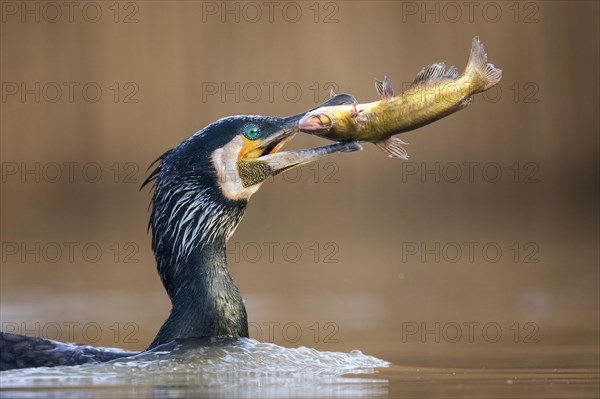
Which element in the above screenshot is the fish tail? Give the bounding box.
[464,36,502,93]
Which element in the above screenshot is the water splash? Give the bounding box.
[0,338,390,398]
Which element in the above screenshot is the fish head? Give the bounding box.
[297,105,357,138]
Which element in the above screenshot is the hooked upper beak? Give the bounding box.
[251,94,362,176]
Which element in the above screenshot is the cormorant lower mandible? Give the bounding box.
[0,95,361,370]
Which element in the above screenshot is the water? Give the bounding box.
[1,338,598,399]
[0,338,389,398]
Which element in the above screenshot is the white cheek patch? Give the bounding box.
[212,136,263,201]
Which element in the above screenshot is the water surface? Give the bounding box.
[1,338,598,399]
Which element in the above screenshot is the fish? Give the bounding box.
[298,36,502,159]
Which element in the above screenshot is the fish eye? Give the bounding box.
[242,124,261,140]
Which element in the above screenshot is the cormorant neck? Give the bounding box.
[149,237,248,348]
[147,181,249,349]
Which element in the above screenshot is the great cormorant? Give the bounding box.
[0,95,360,371]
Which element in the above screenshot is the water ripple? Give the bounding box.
[0,338,390,398]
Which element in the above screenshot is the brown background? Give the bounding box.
[1,1,598,368]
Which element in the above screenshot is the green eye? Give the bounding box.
[242,123,261,140]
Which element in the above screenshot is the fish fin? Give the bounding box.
[375,76,394,102]
[375,79,384,98]
[375,137,409,159]
[329,88,337,99]
[464,36,502,93]
[409,62,447,89]
[350,104,368,124]
[445,65,459,79]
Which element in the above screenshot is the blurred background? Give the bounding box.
[1,1,598,369]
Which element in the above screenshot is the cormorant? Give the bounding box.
[0,95,361,371]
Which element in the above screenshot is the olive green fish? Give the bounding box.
[298,36,502,159]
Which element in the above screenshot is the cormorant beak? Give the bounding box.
[250,94,363,176]
[256,123,360,176]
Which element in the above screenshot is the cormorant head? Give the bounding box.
[143,95,360,298]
